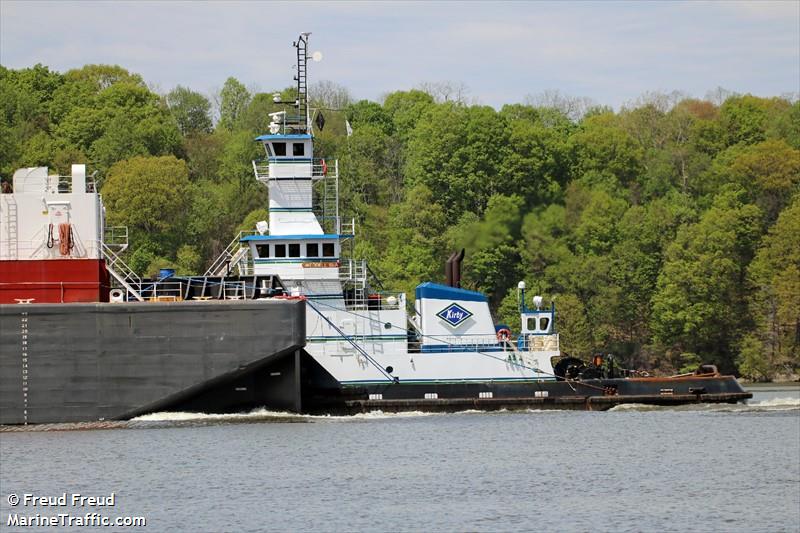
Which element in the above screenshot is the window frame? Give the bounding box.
[255,244,270,258]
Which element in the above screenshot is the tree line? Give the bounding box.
[1,63,798,380]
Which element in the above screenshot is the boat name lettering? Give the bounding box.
[302,262,339,268]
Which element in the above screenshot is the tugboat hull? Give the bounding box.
[302,373,751,414]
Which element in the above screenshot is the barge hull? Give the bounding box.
[0,299,305,424]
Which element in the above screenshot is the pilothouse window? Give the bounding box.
[526,317,537,331]
[272,142,286,156]
[306,243,319,257]
[274,244,286,258]
[539,317,550,331]
[293,143,305,157]
[288,243,300,257]
[256,245,270,258]
[322,243,335,257]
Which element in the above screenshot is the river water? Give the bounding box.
[1,386,798,532]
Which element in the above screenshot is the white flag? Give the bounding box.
[345,119,353,137]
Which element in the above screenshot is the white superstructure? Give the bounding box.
[1,165,104,261]
[229,34,560,387]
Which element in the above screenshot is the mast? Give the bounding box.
[294,33,310,133]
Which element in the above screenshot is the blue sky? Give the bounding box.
[1,1,798,109]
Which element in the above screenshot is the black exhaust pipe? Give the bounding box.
[445,251,458,287]
[453,248,465,288]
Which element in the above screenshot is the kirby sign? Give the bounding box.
[436,303,473,328]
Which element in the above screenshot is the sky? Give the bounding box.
[1,1,798,109]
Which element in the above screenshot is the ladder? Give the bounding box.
[4,195,18,259]
[101,242,144,301]
[296,35,308,132]
[313,174,340,234]
[340,259,367,308]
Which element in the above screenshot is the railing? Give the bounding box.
[37,175,98,194]
[340,218,355,236]
[517,333,560,352]
[439,335,502,347]
[264,113,307,136]
[100,242,144,301]
[130,280,183,301]
[339,258,367,283]
[103,226,129,252]
[252,158,338,182]
[204,231,255,276]
[253,161,270,182]
[312,159,338,179]
[221,281,247,300]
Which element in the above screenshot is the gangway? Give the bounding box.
[101,242,144,301]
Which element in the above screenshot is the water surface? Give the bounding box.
[1,387,798,532]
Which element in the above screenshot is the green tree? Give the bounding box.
[217,77,251,131]
[651,188,762,372]
[382,89,434,140]
[719,94,790,146]
[499,109,571,206]
[166,86,212,136]
[405,103,509,216]
[727,139,800,224]
[554,294,594,357]
[369,185,448,299]
[340,124,402,209]
[345,100,393,135]
[448,194,525,306]
[102,155,192,256]
[569,112,643,189]
[740,196,800,379]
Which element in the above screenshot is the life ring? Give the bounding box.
[496,328,511,341]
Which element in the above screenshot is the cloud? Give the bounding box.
[1,0,797,109]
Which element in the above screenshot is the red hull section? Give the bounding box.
[0,259,110,303]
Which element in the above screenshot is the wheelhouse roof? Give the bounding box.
[241,234,340,242]
[254,134,312,141]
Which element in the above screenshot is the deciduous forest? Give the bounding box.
[1,64,798,380]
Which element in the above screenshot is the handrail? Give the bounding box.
[204,231,254,276]
[100,242,144,302]
[252,158,339,181]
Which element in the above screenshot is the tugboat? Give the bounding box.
[216,33,752,414]
[0,34,751,425]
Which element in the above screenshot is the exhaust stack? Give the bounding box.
[445,249,465,288]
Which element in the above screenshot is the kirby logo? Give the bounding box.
[436,303,473,327]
